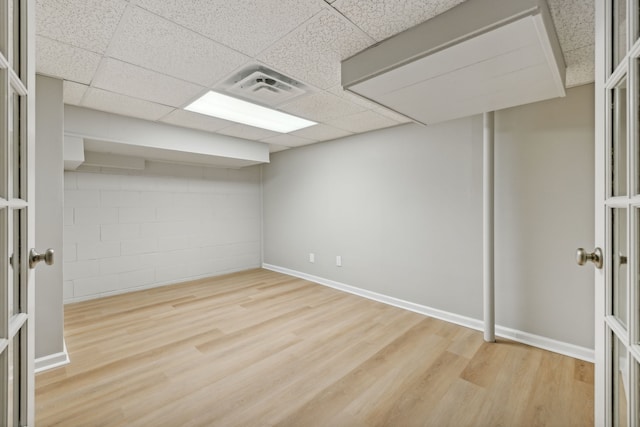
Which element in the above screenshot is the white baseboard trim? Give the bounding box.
[35,340,70,373]
[494,324,594,363]
[262,263,595,363]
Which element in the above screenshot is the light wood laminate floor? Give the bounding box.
[36,269,593,426]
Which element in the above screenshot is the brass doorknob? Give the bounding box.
[576,247,603,269]
[29,248,54,269]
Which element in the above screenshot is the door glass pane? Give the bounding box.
[0,208,5,318]
[637,2,640,42]
[613,0,628,70]
[8,209,14,318]
[0,71,6,201]
[11,0,20,77]
[7,330,21,427]
[9,209,20,317]
[5,0,22,76]
[612,333,628,427]
[4,0,12,65]
[637,208,640,345]
[0,338,18,427]
[612,78,627,197]
[10,92,20,199]
[7,337,14,427]
[612,208,628,327]
[638,60,640,195]
[635,360,640,427]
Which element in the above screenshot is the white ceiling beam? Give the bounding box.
[64,106,270,168]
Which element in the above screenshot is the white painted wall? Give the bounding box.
[262,84,594,350]
[35,76,65,359]
[63,162,261,302]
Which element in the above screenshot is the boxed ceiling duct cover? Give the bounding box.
[341,0,566,125]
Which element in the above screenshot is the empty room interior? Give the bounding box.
[25,0,605,425]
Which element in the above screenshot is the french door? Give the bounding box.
[595,1,640,426]
[0,0,35,426]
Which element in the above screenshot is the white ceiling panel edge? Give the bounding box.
[341,0,545,87]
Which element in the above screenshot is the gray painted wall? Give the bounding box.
[262,84,595,349]
[494,85,595,347]
[35,75,65,358]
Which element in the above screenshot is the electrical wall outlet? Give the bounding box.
[336,255,342,267]
[309,253,315,263]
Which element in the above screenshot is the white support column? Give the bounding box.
[483,111,496,343]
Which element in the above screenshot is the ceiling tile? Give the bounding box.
[331,0,465,41]
[92,58,205,107]
[36,36,102,84]
[161,110,234,133]
[216,124,280,141]
[290,123,353,141]
[132,0,325,57]
[36,0,595,141]
[268,144,291,153]
[547,0,594,53]
[108,7,250,86]
[81,88,175,121]
[279,90,367,122]
[258,8,374,89]
[63,81,90,105]
[374,106,414,123]
[36,0,128,53]
[327,84,413,122]
[327,85,383,109]
[261,134,316,147]
[564,44,595,87]
[326,110,401,133]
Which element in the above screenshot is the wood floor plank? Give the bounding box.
[420,378,491,427]
[372,349,471,426]
[36,269,594,426]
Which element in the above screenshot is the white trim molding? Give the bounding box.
[262,263,595,363]
[35,340,70,373]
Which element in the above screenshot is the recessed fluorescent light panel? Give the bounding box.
[184,91,316,133]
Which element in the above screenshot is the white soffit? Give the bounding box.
[64,105,269,169]
[64,135,84,170]
[82,138,261,169]
[341,0,566,125]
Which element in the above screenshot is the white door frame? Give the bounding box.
[0,0,36,425]
[594,2,606,425]
[25,0,36,423]
[595,1,640,426]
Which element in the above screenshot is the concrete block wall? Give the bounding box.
[63,161,261,303]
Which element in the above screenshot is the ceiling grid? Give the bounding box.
[35,0,595,153]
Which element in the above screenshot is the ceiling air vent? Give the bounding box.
[218,65,311,107]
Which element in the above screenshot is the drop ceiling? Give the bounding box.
[36,0,594,154]
[342,0,566,125]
